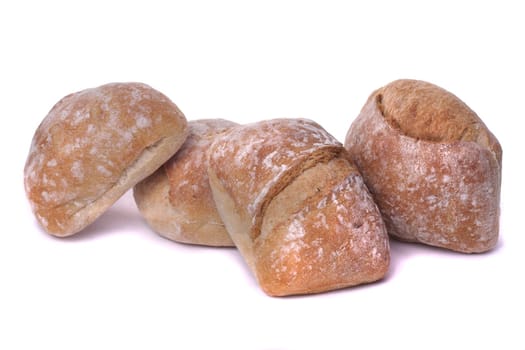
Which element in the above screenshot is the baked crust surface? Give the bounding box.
[345,79,502,253]
[24,82,188,236]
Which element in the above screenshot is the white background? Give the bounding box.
[1,1,523,349]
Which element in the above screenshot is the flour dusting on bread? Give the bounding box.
[209,118,390,296]
[24,82,188,236]
[345,79,501,253]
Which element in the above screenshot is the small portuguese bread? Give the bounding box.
[134,119,237,246]
[24,82,188,237]
[208,118,390,296]
[344,79,502,253]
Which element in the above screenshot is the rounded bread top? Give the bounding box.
[208,118,342,238]
[378,79,501,164]
[24,82,187,234]
[165,119,238,222]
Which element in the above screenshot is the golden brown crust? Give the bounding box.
[208,119,342,241]
[134,119,237,246]
[378,80,503,163]
[24,82,188,236]
[345,79,502,253]
[256,158,389,296]
[208,119,390,296]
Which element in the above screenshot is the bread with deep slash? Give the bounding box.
[24,82,188,236]
[208,118,390,296]
[134,119,237,246]
[345,79,502,253]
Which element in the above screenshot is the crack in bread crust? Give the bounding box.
[251,146,342,240]
[345,79,502,253]
[209,118,390,295]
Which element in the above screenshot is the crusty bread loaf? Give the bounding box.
[345,79,502,253]
[134,119,237,246]
[24,82,188,236]
[208,119,390,296]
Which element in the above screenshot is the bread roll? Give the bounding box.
[345,79,502,253]
[208,119,390,296]
[24,82,188,237]
[134,119,237,246]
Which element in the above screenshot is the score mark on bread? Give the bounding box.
[208,119,390,296]
[345,79,502,253]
